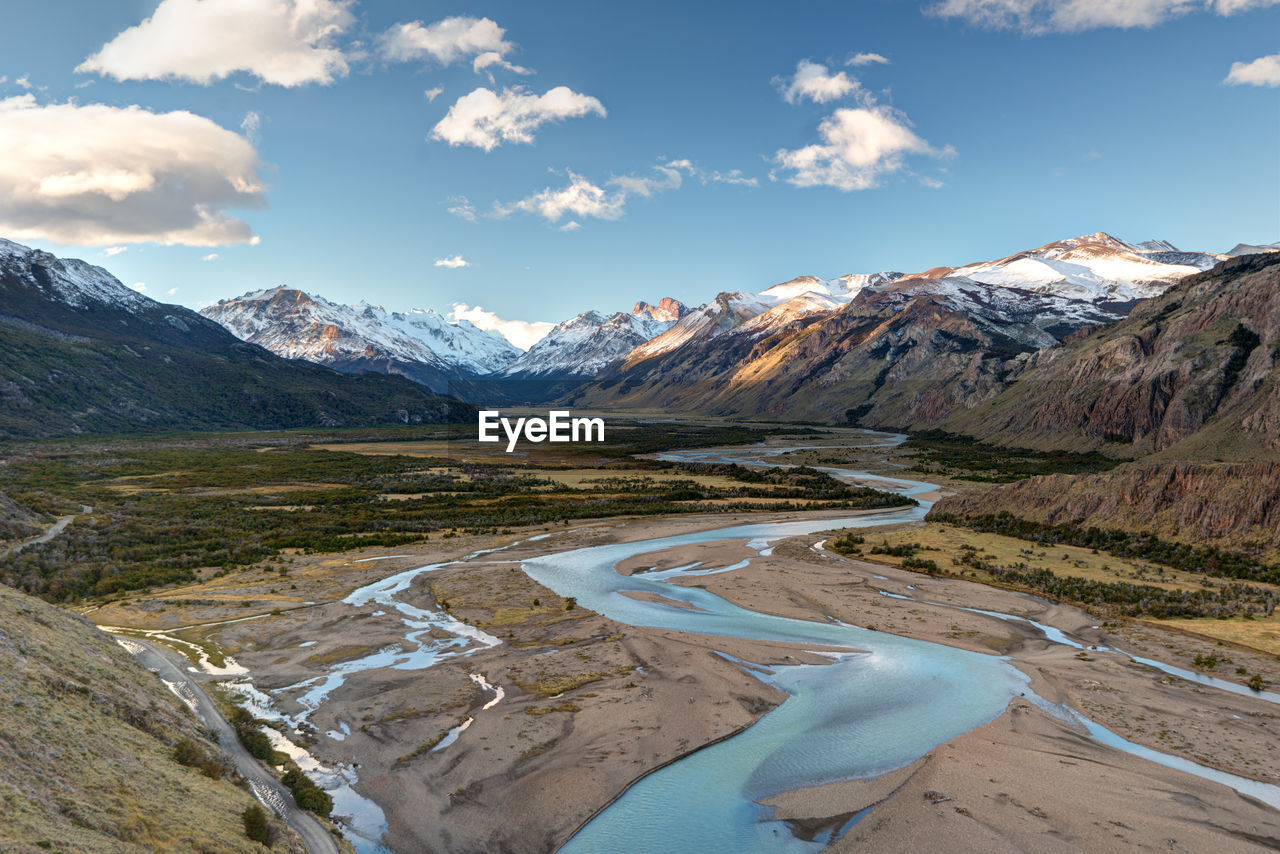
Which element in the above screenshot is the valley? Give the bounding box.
[19,425,1275,853]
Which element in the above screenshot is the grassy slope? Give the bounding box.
[0,583,279,853]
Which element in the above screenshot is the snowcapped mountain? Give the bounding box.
[944,232,1223,303]
[627,291,776,363]
[0,238,462,437]
[500,308,675,378]
[0,237,152,311]
[1226,241,1280,257]
[620,233,1228,369]
[200,286,520,390]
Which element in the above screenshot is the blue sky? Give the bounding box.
[1,0,1276,346]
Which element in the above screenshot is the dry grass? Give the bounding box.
[1151,617,1280,658]
[855,523,1280,596]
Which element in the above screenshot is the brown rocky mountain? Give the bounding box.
[932,461,1280,558]
[936,251,1280,459]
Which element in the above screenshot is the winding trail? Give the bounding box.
[2,504,91,558]
[115,637,340,854]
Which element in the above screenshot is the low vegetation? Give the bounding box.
[0,423,910,603]
[854,523,1280,626]
[931,511,1280,585]
[902,431,1128,482]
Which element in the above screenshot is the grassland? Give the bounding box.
[843,522,1280,660]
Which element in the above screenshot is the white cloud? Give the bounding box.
[927,0,1280,33]
[848,52,890,66]
[431,86,605,151]
[202,253,221,261]
[448,303,553,350]
[493,159,756,225]
[424,86,444,101]
[446,195,478,221]
[167,286,180,295]
[772,105,953,191]
[15,75,32,90]
[131,282,147,292]
[1226,52,1280,86]
[104,245,128,256]
[494,171,628,222]
[241,110,262,141]
[663,158,759,187]
[473,51,534,82]
[380,16,511,65]
[0,95,264,246]
[77,0,355,87]
[775,60,862,105]
[434,255,469,268]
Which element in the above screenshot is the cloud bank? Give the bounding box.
[0,95,264,246]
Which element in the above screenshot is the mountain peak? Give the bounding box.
[632,297,687,322]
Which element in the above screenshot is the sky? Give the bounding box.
[0,0,1277,348]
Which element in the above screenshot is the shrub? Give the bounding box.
[242,804,269,845]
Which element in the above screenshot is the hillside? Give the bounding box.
[931,461,1280,559]
[0,240,469,438]
[931,253,1280,557]
[0,582,285,852]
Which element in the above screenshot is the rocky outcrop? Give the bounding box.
[631,297,688,322]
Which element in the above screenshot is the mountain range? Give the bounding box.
[195,233,1236,405]
[2,231,1274,442]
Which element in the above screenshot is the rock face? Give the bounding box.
[932,461,1280,557]
[930,254,1280,556]
[937,252,1280,458]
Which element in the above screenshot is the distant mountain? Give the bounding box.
[499,308,676,379]
[569,233,1244,423]
[0,239,467,438]
[201,286,520,392]
[1226,241,1280,257]
[942,232,1223,304]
